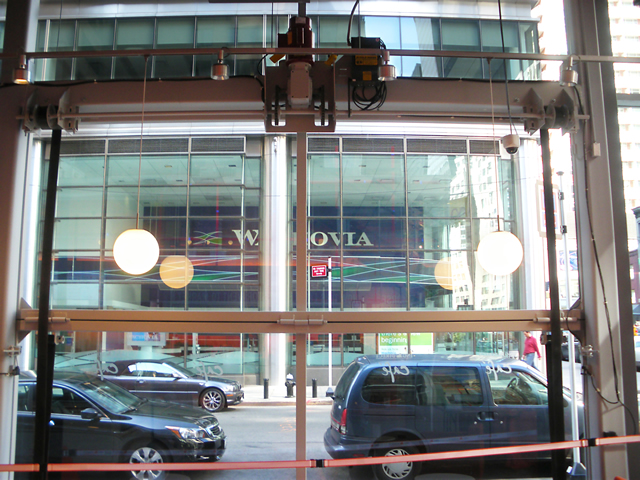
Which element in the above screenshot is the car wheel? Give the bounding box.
[127,443,167,480]
[201,388,226,412]
[373,445,419,480]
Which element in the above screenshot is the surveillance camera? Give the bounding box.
[501,133,520,155]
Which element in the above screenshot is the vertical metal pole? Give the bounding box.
[328,257,332,388]
[540,129,566,480]
[558,171,582,465]
[33,128,62,480]
[295,133,308,480]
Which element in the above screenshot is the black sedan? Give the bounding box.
[16,371,226,479]
[101,359,243,412]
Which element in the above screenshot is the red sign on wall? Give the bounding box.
[310,265,328,278]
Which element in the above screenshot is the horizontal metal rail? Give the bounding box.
[0,47,639,64]
[17,308,583,334]
[1,434,638,473]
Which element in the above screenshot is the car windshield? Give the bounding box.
[166,362,197,377]
[76,377,144,414]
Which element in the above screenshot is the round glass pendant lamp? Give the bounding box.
[434,256,453,290]
[477,231,523,276]
[160,255,194,289]
[113,229,160,275]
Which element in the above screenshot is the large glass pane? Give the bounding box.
[154,17,195,78]
[114,18,155,79]
[56,187,103,218]
[53,219,102,250]
[190,155,244,185]
[407,154,468,218]
[107,155,189,186]
[441,19,483,79]
[44,20,75,81]
[195,16,236,76]
[400,17,442,77]
[342,154,406,217]
[236,16,263,76]
[75,19,115,80]
[480,20,520,80]
[519,22,541,80]
[318,16,351,48]
[58,155,105,187]
[190,186,244,216]
[309,154,340,216]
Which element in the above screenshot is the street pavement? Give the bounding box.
[240,384,333,406]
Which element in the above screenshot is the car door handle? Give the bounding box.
[477,412,494,421]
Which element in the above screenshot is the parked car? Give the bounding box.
[324,354,582,480]
[99,359,244,412]
[16,371,226,479]
[635,337,640,371]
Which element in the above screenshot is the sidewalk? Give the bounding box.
[240,384,333,406]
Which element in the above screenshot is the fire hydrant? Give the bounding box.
[285,373,296,398]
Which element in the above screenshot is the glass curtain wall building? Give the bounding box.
[21,2,544,385]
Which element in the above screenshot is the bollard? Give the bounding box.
[264,378,269,399]
[312,378,317,398]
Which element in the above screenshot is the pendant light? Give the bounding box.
[476,56,523,276]
[113,56,160,275]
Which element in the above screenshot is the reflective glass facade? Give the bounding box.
[33,15,539,81]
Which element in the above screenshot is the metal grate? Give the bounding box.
[107,138,189,154]
[191,137,245,153]
[60,140,106,155]
[469,140,500,155]
[308,137,340,153]
[343,137,404,153]
[406,138,467,154]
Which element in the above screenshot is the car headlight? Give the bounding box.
[221,384,234,392]
[166,426,207,440]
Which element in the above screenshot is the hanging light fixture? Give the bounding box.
[160,255,194,289]
[211,49,229,81]
[378,49,396,82]
[476,54,523,276]
[113,56,160,275]
[13,54,31,84]
[434,256,453,290]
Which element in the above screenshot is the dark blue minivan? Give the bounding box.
[324,354,580,480]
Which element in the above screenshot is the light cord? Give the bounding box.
[137,56,149,229]
[489,60,502,231]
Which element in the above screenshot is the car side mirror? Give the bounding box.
[80,408,100,420]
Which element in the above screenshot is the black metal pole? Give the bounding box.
[540,128,566,480]
[33,128,62,480]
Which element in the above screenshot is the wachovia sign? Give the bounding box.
[232,230,374,247]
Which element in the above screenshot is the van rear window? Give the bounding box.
[362,366,417,405]
[334,361,361,399]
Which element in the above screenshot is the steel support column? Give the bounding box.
[261,136,290,386]
[564,1,640,479]
[0,0,40,478]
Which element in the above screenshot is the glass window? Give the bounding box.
[58,155,105,187]
[486,368,548,406]
[441,19,483,79]
[75,19,115,80]
[154,17,195,78]
[114,18,155,79]
[45,20,76,81]
[519,22,541,80]
[342,154,406,217]
[195,16,236,76]
[480,20,520,80]
[400,17,442,77]
[318,16,351,49]
[362,366,417,405]
[236,16,263,76]
[418,365,483,406]
[56,187,104,218]
[309,154,340,216]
